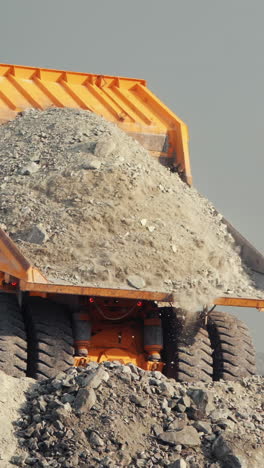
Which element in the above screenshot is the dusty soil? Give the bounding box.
[0,371,34,468]
[0,108,263,309]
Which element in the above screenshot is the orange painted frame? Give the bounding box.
[0,63,192,184]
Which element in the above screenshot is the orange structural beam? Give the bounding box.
[19,281,174,301]
[0,229,31,281]
[16,279,264,309]
[0,228,47,283]
[0,63,192,184]
[214,296,264,309]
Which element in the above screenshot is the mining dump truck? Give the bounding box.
[0,63,263,383]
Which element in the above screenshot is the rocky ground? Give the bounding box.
[0,108,263,310]
[0,364,262,468]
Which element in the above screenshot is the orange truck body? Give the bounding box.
[0,63,191,183]
[0,63,263,370]
[0,63,263,309]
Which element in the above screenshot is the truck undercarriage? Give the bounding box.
[0,289,256,383]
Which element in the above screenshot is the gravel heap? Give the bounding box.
[0,108,263,308]
[0,372,34,468]
[10,363,264,468]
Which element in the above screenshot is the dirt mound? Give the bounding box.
[0,108,262,308]
[0,371,34,468]
[9,364,264,468]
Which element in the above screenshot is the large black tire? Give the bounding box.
[24,297,74,380]
[0,293,27,377]
[207,310,256,381]
[162,308,213,382]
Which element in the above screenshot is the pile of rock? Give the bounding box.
[0,108,263,309]
[11,363,264,468]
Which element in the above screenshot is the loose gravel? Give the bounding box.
[7,363,264,468]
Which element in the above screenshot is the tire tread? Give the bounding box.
[207,310,256,381]
[24,297,74,380]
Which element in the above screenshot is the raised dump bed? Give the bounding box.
[0,63,263,384]
[0,63,191,183]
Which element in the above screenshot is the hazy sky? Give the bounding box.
[1,0,264,351]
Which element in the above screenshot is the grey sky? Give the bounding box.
[1,0,264,351]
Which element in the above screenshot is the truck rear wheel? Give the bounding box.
[162,308,213,382]
[0,293,27,377]
[24,297,74,380]
[207,311,256,381]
